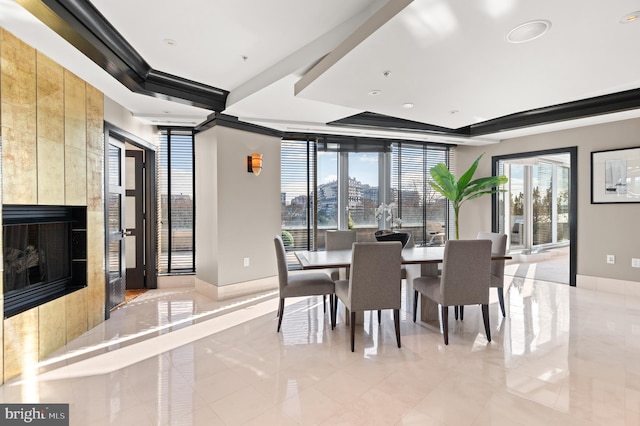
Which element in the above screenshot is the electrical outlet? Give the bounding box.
[243,257,250,267]
[632,258,640,268]
[606,255,615,264]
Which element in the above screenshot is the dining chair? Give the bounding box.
[325,230,357,280]
[455,231,508,320]
[413,239,492,345]
[477,231,508,317]
[273,235,335,332]
[332,241,402,352]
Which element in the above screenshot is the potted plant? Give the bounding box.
[374,202,411,247]
[429,153,507,239]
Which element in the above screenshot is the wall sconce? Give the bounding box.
[247,153,263,176]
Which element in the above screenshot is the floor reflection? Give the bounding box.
[1,278,638,425]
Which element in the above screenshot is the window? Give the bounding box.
[281,138,452,255]
[391,143,449,246]
[158,129,195,273]
[281,139,316,254]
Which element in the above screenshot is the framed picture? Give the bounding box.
[591,146,640,203]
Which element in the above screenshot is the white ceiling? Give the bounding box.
[2,0,640,145]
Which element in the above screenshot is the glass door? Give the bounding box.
[106,137,126,311]
[125,149,145,289]
[497,153,571,253]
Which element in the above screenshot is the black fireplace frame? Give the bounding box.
[3,205,87,318]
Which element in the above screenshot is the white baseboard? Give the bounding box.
[195,276,278,301]
[577,274,640,298]
[157,274,195,288]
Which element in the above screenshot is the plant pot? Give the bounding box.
[374,230,411,248]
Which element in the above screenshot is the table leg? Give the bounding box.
[405,263,439,322]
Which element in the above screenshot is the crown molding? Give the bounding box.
[18,0,228,111]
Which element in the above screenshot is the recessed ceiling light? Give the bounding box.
[163,38,176,46]
[402,103,414,109]
[449,110,459,114]
[620,11,640,23]
[506,20,551,43]
[369,89,381,96]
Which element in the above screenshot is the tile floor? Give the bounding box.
[1,274,639,425]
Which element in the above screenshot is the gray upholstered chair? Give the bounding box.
[273,235,335,332]
[477,232,508,317]
[455,232,508,320]
[326,230,357,280]
[413,239,492,345]
[333,241,402,352]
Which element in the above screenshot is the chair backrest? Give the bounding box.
[440,239,492,306]
[477,232,507,281]
[348,241,402,312]
[273,236,289,292]
[326,230,357,251]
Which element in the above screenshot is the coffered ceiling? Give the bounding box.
[2,0,640,145]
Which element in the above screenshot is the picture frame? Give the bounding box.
[591,146,640,203]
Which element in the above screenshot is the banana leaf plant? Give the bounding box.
[429,154,508,239]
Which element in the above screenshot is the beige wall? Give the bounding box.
[195,126,281,294]
[0,28,106,382]
[457,118,640,284]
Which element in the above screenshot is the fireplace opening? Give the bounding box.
[3,205,87,318]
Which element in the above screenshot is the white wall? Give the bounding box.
[195,125,281,289]
[104,97,158,145]
[457,117,640,284]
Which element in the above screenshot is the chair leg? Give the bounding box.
[394,309,401,348]
[331,296,336,329]
[378,310,382,324]
[350,311,356,352]
[323,295,326,313]
[441,306,449,345]
[482,304,491,342]
[497,287,506,317]
[454,306,458,320]
[460,305,464,321]
[277,298,285,332]
[329,294,335,329]
[413,290,418,323]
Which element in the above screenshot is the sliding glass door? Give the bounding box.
[497,153,571,253]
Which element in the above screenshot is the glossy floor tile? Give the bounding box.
[1,277,639,425]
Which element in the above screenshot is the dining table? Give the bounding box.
[294,246,510,322]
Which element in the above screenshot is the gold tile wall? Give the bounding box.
[36,52,65,205]
[1,28,106,382]
[65,288,88,343]
[1,29,37,204]
[85,83,105,329]
[3,308,38,380]
[86,207,106,329]
[38,297,66,360]
[64,70,87,205]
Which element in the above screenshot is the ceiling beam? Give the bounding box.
[17,0,228,111]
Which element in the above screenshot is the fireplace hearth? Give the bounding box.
[3,205,87,318]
